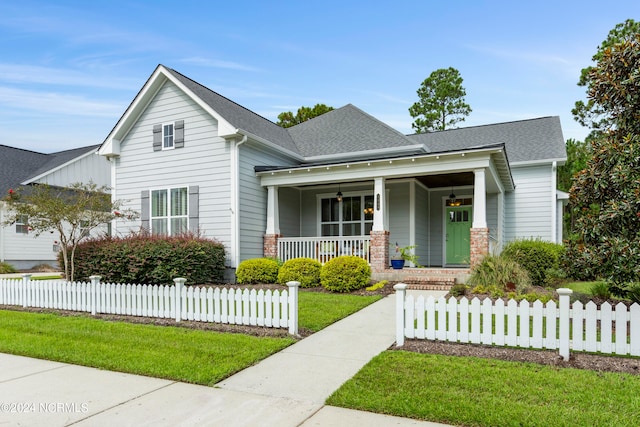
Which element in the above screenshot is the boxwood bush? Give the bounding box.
[320,255,371,292]
[277,257,321,288]
[63,233,226,284]
[236,258,280,284]
[502,239,564,287]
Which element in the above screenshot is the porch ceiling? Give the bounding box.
[417,172,474,188]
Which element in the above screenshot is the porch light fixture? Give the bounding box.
[336,185,343,202]
[447,189,461,207]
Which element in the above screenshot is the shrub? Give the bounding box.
[366,280,388,292]
[0,262,17,274]
[320,256,371,292]
[277,258,321,288]
[502,239,564,287]
[466,254,531,293]
[449,283,468,297]
[69,233,226,284]
[236,258,280,284]
[590,282,612,300]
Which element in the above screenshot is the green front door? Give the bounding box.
[446,206,472,265]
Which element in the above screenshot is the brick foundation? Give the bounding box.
[369,230,390,272]
[263,234,281,259]
[470,227,489,268]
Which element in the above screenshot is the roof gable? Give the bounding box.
[407,116,566,164]
[287,104,424,160]
[0,144,98,195]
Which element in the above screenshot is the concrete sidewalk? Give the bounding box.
[0,290,451,426]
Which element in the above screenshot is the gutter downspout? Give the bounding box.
[551,161,557,243]
[230,134,247,268]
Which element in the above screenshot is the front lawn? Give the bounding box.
[327,350,640,427]
[0,290,382,384]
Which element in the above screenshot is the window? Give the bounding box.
[163,124,174,149]
[15,215,29,234]
[320,195,373,236]
[151,187,188,235]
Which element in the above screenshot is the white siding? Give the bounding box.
[34,153,110,188]
[238,143,297,261]
[0,204,59,267]
[505,164,554,242]
[113,81,232,251]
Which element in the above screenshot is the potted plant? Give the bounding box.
[391,243,420,269]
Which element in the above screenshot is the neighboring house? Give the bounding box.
[98,64,567,280]
[0,144,110,269]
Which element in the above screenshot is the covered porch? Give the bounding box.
[257,146,513,283]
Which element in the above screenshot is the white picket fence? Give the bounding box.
[0,274,299,335]
[394,284,640,360]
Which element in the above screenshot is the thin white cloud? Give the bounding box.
[180,57,260,72]
[0,86,122,117]
[0,63,139,90]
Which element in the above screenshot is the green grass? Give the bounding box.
[30,275,64,281]
[0,290,381,384]
[327,351,640,427]
[0,309,295,386]
[298,291,381,332]
[562,281,607,294]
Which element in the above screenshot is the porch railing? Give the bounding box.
[277,236,371,264]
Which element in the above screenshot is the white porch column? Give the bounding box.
[266,185,280,235]
[473,168,487,229]
[372,177,386,231]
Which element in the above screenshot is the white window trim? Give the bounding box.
[150,186,189,235]
[162,123,175,150]
[15,215,29,234]
[316,191,374,236]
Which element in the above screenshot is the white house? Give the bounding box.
[0,145,110,269]
[98,64,567,282]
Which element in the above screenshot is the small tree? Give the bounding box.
[409,67,472,133]
[3,182,137,281]
[277,104,334,128]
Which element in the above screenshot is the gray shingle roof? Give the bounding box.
[165,67,299,154]
[407,116,566,163]
[0,144,99,195]
[287,104,420,158]
[164,66,565,165]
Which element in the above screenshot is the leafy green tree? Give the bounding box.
[3,182,138,281]
[557,138,591,193]
[277,104,334,128]
[565,28,640,292]
[409,67,471,133]
[572,19,640,139]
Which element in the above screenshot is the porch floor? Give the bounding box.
[372,267,470,290]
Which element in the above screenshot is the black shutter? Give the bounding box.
[141,190,150,231]
[189,185,199,232]
[175,120,184,148]
[152,125,162,151]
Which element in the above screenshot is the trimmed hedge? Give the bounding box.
[320,256,371,292]
[277,258,321,288]
[502,239,564,287]
[62,233,226,284]
[236,258,280,284]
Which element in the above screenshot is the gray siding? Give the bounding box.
[505,165,554,242]
[114,81,232,249]
[34,153,110,188]
[238,142,297,260]
[388,181,410,257]
[428,189,448,266]
[414,182,429,266]
[278,187,301,237]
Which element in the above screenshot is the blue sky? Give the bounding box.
[1,1,638,153]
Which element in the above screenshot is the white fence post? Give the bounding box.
[173,278,186,322]
[89,275,101,316]
[394,283,407,346]
[287,281,300,336]
[21,274,31,308]
[557,288,573,361]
